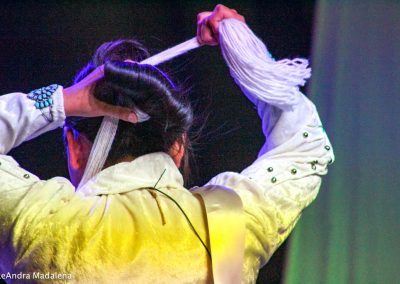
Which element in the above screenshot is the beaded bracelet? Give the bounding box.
[27,84,60,122]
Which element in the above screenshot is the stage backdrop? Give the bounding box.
[284,1,400,283]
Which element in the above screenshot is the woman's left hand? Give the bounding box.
[63,65,138,123]
[197,4,245,46]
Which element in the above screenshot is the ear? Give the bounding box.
[64,127,91,170]
[65,127,80,170]
[169,137,186,168]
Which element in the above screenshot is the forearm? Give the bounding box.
[203,11,334,271]
[214,17,333,235]
[0,86,65,154]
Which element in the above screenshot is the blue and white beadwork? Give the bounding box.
[28,84,59,109]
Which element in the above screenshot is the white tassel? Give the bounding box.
[219,19,311,110]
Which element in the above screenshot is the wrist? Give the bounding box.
[27,84,62,122]
[63,86,80,117]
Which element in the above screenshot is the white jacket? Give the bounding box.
[0,22,334,284]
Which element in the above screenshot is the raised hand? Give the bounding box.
[63,65,138,123]
[196,4,245,46]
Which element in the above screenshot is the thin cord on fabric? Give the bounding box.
[149,169,212,259]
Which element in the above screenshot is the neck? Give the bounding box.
[103,155,136,169]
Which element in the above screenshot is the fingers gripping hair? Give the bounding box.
[94,61,193,166]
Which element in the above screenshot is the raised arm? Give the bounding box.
[197,5,334,278]
[0,66,137,155]
[0,86,66,155]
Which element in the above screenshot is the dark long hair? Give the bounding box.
[65,39,194,183]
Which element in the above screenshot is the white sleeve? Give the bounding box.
[205,19,334,273]
[215,19,334,183]
[0,86,66,154]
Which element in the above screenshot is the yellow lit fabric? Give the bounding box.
[0,147,331,284]
[192,185,245,284]
[0,69,334,283]
[0,153,213,283]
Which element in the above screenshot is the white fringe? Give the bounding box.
[219,19,311,110]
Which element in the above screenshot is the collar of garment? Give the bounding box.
[76,152,184,196]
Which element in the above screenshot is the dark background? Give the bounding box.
[0,1,315,283]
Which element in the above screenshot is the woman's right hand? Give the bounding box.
[196,4,245,46]
[63,65,138,123]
